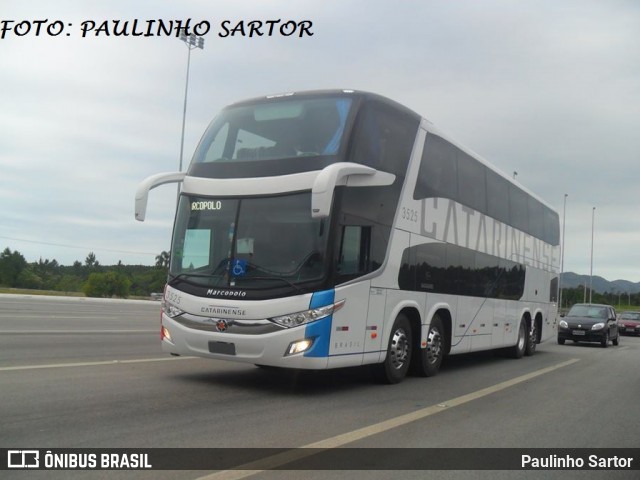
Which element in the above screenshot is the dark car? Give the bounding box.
[558,303,619,347]
[618,311,640,336]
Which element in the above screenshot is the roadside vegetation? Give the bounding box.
[0,247,168,299]
[1,246,638,306]
[560,286,640,313]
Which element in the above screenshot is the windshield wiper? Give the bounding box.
[233,275,306,295]
[168,272,225,288]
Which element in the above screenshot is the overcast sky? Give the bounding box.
[1,0,639,282]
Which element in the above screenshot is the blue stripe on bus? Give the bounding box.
[309,289,335,309]
[304,289,335,358]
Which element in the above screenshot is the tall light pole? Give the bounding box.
[617,291,621,308]
[177,33,205,204]
[558,193,568,312]
[589,206,595,304]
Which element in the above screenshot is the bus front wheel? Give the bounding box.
[372,314,412,384]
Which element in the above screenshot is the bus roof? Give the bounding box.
[226,89,420,119]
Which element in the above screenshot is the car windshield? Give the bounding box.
[620,312,640,320]
[169,193,328,290]
[566,305,608,319]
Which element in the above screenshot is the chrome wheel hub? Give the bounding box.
[426,327,442,365]
[390,328,410,370]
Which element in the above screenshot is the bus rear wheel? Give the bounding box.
[372,314,412,384]
[411,315,444,377]
[507,319,527,359]
[525,319,537,356]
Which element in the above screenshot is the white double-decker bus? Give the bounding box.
[135,90,560,384]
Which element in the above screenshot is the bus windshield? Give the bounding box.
[169,193,328,290]
[191,97,353,163]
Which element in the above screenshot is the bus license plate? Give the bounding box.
[209,341,236,355]
[572,330,585,336]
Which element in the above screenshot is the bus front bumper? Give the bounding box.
[161,314,330,370]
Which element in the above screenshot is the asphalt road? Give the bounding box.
[1,294,639,480]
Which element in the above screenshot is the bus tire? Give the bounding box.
[372,314,412,384]
[507,319,526,359]
[524,319,537,356]
[412,315,444,377]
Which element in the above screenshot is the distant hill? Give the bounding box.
[560,272,640,294]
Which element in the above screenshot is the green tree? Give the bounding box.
[155,251,170,268]
[16,265,43,289]
[71,260,84,277]
[33,258,61,290]
[56,274,83,293]
[111,272,131,298]
[83,271,131,298]
[83,272,109,297]
[0,247,27,287]
[84,252,100,273]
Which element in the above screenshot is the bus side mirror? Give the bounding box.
[135,172,186,221]
[311,162,395,218]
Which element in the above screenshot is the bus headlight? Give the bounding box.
[270,299,345,328]
[162,301,184,319]
[161,326,173,342]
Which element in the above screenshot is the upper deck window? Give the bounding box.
[192,97,352,165]
[349,100,419,178]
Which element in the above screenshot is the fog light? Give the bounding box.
[285,338,314,356]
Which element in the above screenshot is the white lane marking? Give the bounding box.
[0,293,157,305]
[196,358,580,480]
[0,356,196,372]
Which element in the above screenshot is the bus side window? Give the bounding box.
[337,226,371,276]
